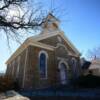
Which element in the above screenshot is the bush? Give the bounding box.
[73,74,100,88]
[0,76,15,92]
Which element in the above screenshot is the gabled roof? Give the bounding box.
[89,59,100,70]
[41,13,60,30]
[46,13,60,22]
[6,14,81,64]
[6,40,54,64]
[29,30,81,56]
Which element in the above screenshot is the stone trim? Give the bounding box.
[67,53,79,57]
[58,60,69,69]
[6,29,80,65]
[57,57,68,61]
[55,43,79,57]
[16,56,20,78]
[22,48,28,88]
[71,57,79,78]
[29,41,54,51]
[38,50,48,58]
[60,33,81,56]
[55,43,70,54]
[12,60,15,76]
[29,30,62,41]
[29,30,80,56]
[6,41,54,64]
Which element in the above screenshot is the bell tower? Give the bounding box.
[41,13,60,34]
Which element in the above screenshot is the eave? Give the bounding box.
[29,30,81,56]
[6,40,54,64]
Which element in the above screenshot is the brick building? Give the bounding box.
[6,13,81,89]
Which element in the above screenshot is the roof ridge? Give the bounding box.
[29,30,62,41]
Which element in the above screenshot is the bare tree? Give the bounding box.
[87,46,100,60]
[0,0,48,47]
[0,0,68,48]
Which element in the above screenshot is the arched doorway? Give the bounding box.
[59,61,68,85]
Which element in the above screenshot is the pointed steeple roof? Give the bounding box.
[46,13,60,22]
[41,13,60,31]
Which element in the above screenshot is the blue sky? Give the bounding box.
[0,0,100,73]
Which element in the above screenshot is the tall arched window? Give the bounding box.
[71,58,78,78]
[39,51,48,79]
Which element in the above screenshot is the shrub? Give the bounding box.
[73,74,100,88]
[0,76,14,92]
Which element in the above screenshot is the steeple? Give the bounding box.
[41,13,60,34]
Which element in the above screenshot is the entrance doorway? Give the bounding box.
[59,61,68,85]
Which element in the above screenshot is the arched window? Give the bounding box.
[71,58,78,78]
[72,59,76,72]
[39,51,48,79]
[60,63,66,70]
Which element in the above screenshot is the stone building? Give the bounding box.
[6,13,81,89]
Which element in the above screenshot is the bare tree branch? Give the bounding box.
[0,0,68,49]
[0,0,48,47]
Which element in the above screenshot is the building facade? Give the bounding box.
[89,59,100,76]
[6,13,81,89]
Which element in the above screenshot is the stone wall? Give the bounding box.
[39,35,76,55]
[54,46,81,83]
[6,43,81,89]
[6,49,28,88]
[24,46,57,89]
